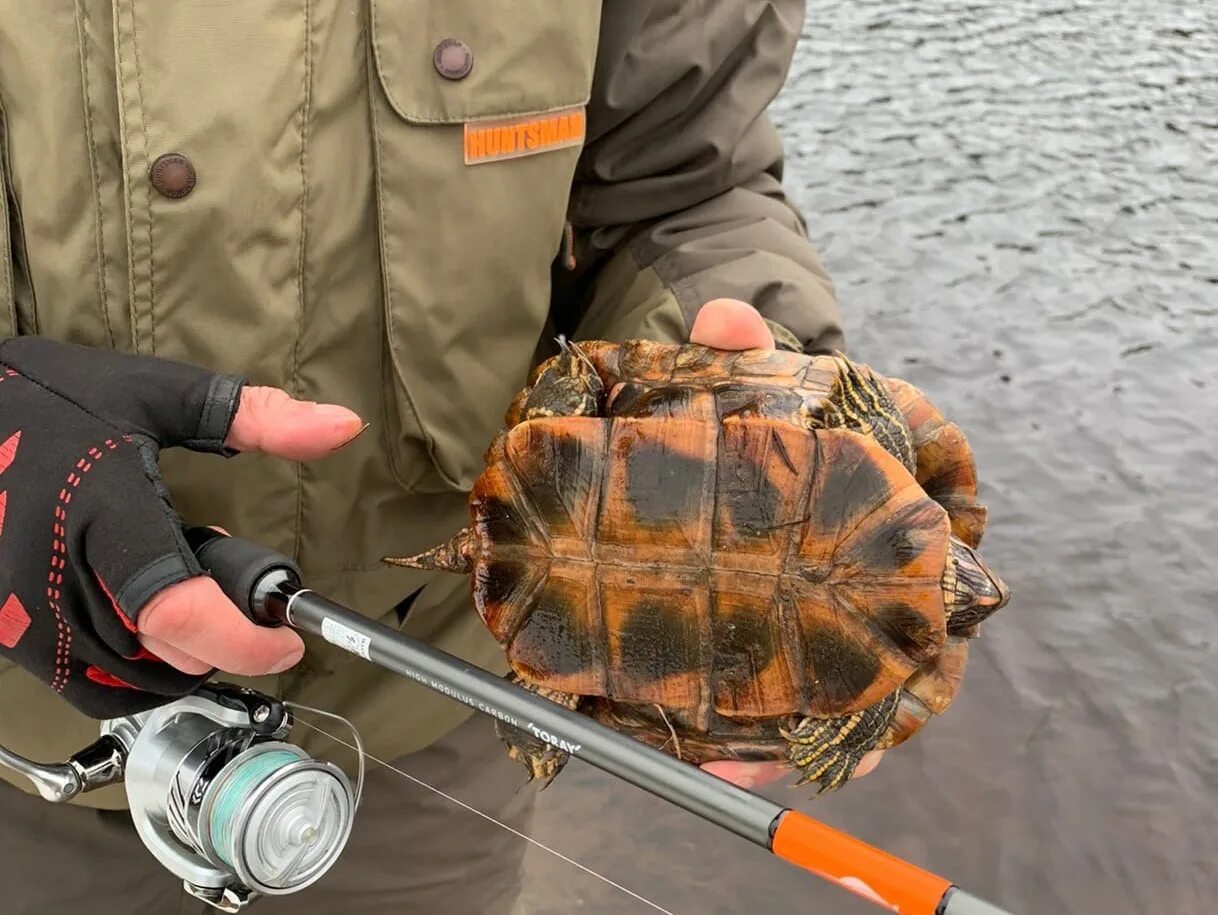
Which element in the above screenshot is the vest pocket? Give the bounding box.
[367,0,601,493]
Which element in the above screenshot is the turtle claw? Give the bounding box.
[501,727,570,789]
[788,738,858,796]
[496,673,582,789]
[783,691,901,797]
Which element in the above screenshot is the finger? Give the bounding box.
[702,750,885,789]
[689,299,775,351]
[700,759,789,790]
[852,749,885,780]
[138,576,305,676]
[226,386,366,459]
[136,633,213,676]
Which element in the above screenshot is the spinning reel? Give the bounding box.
[0,683,360,912]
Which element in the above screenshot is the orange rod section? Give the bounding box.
[771,810,953,914]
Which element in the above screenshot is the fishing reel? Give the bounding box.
[0,684,360,912]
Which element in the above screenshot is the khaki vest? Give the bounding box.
[0,0,603,807]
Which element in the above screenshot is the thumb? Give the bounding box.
[689,299,775,352]
[226,386,365,460]
[138,576,305,676]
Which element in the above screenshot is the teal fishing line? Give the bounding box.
[208,749,300,869]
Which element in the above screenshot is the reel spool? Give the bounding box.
[106,688,359,912]
[199,743,352,896]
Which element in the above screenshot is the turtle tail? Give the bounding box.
[383,527,476,575]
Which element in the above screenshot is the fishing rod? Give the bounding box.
[0,528,1013,915]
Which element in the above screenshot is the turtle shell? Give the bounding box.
[468,411,952,724]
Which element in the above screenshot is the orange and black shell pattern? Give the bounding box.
[473,410,949,720]
[389,339,1009,795]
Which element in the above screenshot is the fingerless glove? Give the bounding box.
[0,337,244,717]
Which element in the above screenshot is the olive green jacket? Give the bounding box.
[0,1,840,808]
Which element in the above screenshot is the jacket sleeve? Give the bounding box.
[554,0,842,355]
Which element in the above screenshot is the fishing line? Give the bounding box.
[207,747,304,872]
[285,701,366,809]
[293,718,684,915]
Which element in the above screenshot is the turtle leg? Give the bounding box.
[821,355,918,473]
[782,690,902,796]
[876,637,970,751]
[505,338,617,425]
[495,672,583,788]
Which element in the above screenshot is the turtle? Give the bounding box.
[385,339,1010,795]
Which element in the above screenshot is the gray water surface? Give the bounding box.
[508,2,1218,912]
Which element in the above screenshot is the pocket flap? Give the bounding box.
[370,0,600,124]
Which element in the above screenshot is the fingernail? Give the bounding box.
[269,649,304,674]
[315,404,360,423]
[335,421,371,450]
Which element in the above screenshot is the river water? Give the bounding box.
[510,2,1217,914]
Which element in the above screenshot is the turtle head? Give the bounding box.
[944,537,1010,634]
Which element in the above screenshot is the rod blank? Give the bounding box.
[272,585,782,847]
[190,530,1015,915]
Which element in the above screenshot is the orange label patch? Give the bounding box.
[464,107,587,165]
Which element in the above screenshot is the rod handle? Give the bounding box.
[183,527,300,626]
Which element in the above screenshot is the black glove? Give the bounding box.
[0,336,244,717]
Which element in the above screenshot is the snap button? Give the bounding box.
[150,153,196,199]
[433,38,473,80]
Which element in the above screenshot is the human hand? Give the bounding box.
[0,337,362,717]
[687,298,886,791]
[137,386,364,676]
